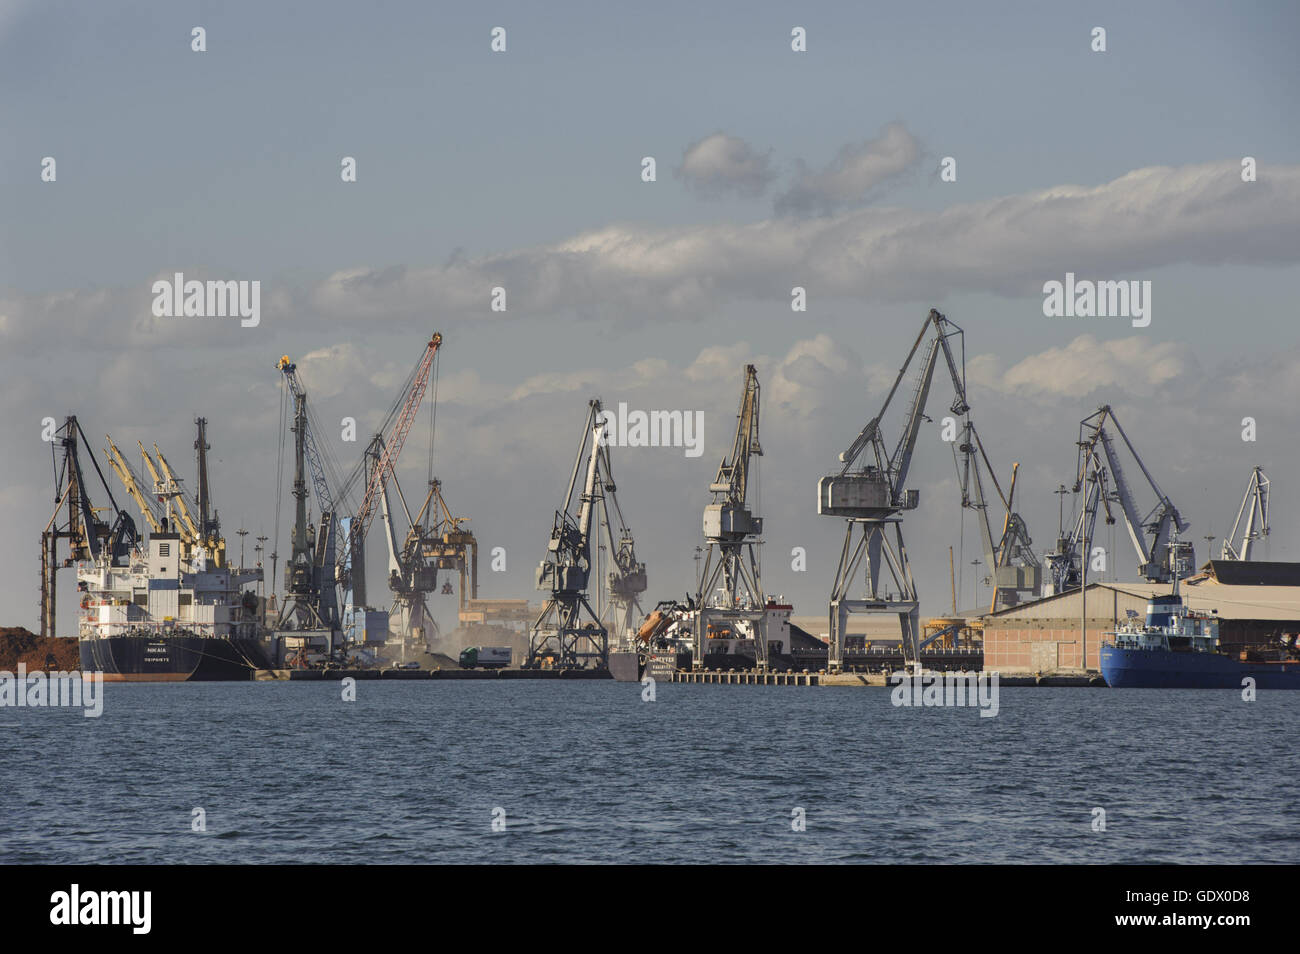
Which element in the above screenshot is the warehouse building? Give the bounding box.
[981,561,1300,673]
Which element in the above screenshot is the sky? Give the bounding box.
[2,0,1299,636]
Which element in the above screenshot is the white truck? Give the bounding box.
[458,646,512,669]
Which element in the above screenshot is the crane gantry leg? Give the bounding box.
[693,538,768,670]
[828,518,920,672]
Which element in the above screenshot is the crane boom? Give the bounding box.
[104,435,163,534]
[344,333,442,573]
[710,364,762,505]
[277,357,335,515]
[1075,405,1190,582]
[1223,467,1270,561]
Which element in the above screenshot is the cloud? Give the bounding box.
[675,132,776,198]
[775,122,920,216]
[970,335,1195,399]
[4,159,1300,355]
[767,334,858,416]
[291,157,1298,328]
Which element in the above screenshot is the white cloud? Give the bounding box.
[289,157,1300,327]
[5,158,1298,350]
[775,122,920,215]
[676,132,776,198]
[970,335,1194,399]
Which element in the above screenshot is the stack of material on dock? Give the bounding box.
[0,627,80,671]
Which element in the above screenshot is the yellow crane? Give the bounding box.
[151,443,201,542]
[103,435,163,534]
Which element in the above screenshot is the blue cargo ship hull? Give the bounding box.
[1100,645,1300,689]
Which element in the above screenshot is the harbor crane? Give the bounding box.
[584,418,647,648]
[819,309,969,670]
[336,333,442,616]
[381,472,479,652]
[271,332,442,645]
[370,339,477,653]
[1044,405,1193,594]
[694,365,767,668]
[953,422,1041,612]
[528,398,628,669]
[40,416,139,638]
[1221,466,1269,561]
[274,356,342,633]
[599,478,647,649]
[103,435,164,535]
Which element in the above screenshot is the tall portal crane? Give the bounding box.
[1045,405,1193,593]
[421,480,479,619]
[277,357,337,517]
[1044,459,1114,595]
[694,365,768,667]
[528,399,615,669]
[274,354,347,634]
[382,475,480,650]
[274,357,341,633]
[40,416,138,637]
[599,462,647,648]
[271,363,340,634]
[953,422,1041,611]
[818,309,968,669]
[336,333,442,615]
[1222,466,1269,561]
[271,333,442,645]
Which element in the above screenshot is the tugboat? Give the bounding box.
[1099,569,1300,690]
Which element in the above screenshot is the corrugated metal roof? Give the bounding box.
[984,580,1300,622]
[1207,560,1300,586]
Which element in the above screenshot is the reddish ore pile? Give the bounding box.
[0,627,81,671]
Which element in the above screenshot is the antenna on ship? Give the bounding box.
[255,534,267,598]
[1170,527,1181,599]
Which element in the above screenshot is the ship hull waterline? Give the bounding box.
[1100,645,1300,690]
[79,633,270,682]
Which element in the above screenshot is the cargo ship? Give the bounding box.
[68,417,272,681]
[1099,578,1300,689]
[609,605,691,681]
[77,530,271,681]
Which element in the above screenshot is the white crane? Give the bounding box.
[1046,405,1193,593]
[695,365,767,667]
[1222,467,1269,561]
[819,309,968,669]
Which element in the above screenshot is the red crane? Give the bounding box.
[339,332,442,601]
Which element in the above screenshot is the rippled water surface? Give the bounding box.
[2,681,1297,863]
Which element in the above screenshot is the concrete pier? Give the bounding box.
[257,667,614,681]
[670,669,820,686]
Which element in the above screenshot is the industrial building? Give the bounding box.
[982,561,1300,673]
